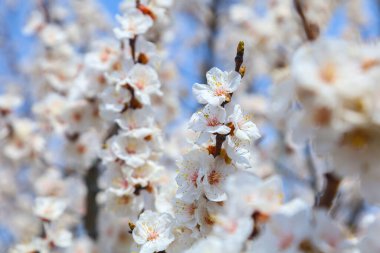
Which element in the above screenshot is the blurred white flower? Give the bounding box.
[113,8,153,40]
[33,197,67,221]
[126,64,161,105]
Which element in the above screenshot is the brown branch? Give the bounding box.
[305,142,318,194]
[294,0,319,41]
[83,159,100,239]
[213,134,227,158]
[38,0,51,23]
[315,172,341,209]
[347,197,364,232]
[129,36,137,63]
[83,123,119,240]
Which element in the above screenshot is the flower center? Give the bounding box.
[207,117,220,127]
[147,230,159,241]
[190,171,199,187]
[125,143,137,154]
[341,129,370,150]
[208,170,221,185]
[117,195,131,205]
[125,146,136,155]
[100,48,111,63]
[319,62,336,84]
[214,87,227,97]
[204,213,216,225]
[76,144,87,154]
[72,112,82,122]
[188,203,196,216]
[135,80,145,90]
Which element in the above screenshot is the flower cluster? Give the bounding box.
[173,42,263,245]
[96,1,177,252]
[288,38,380,203]
[10,197,72,252]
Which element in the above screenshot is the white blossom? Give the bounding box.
[188,104,230,135]
[111,133,151,168]
[133,211,175,253]
[125,63,161,105]
[193,67,241,106]
[229,104,261,141]
[175,149,213,202]
[33,197,67,221]
[113,8,153,40]
[202,157,236,202]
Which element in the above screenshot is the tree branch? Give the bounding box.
[294,0,319,41]
[315,172,341,209]
[83,123,119,239]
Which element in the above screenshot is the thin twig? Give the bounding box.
[347,198,364,231]
[315,172,341,209]
[39,0,51,23]
[129,36,137,63]
[83,123,119,239]
[294,0,319,41]
[305,142,318,194]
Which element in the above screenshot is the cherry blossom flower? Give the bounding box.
[250,199,312,253]
[113,8,153,40]
[33,197,67,221]
[2,119,44,162]
[213,215,253,252]
[133,211,175,253]
[44,223,73,248]
[100,86,132,113]
[229,104,261,142]
[175,149,213,202]
[188,104,230,136]
[64,131,100,171]
[85,39,121,71]
[59,100,100,134]
[202,157,236,202]
[173,199,198,229]
[105,188,144,218]
[9,238,48,253]
[225,135,251,166]
[0,93,22,115]
[193,67,241,106]
[115,107,154,132]
[111,134,151,168]
[195,197,222,235]
[225,172,284,216]
[311,210,351,253]
[125,63,161,105]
